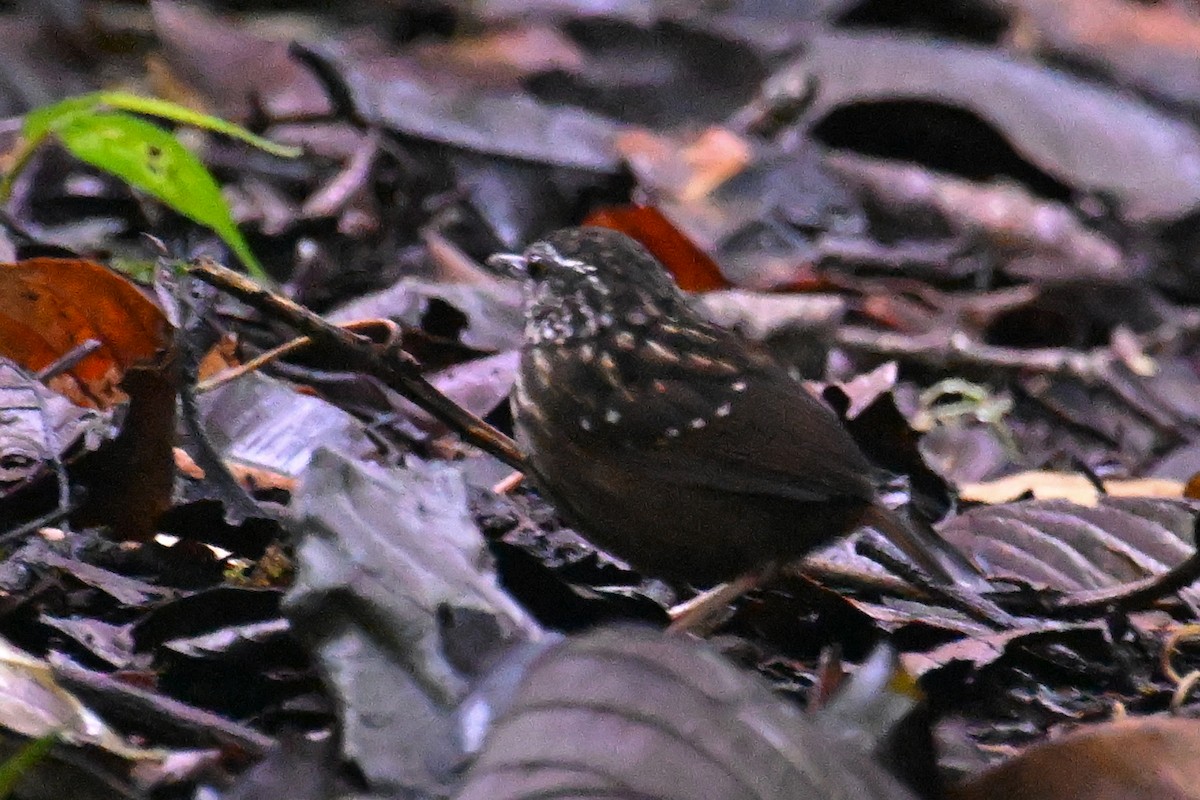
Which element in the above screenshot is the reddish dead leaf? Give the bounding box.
[0,258,174,540]
[0,258,171,408]
[950,716,1200,800]
[583,205,730,291]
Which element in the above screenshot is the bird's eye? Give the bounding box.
[526,256,550,279]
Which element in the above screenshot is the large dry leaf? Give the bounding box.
[1005,0,1200,115]
[950,715,1200,800]
[455,626,917,800]
[294,40,622,172]
[938,497,1200,607]
[199,371,379,478]
[284,450,540,797]
[793,31,1200,223]
[151,0,330,120]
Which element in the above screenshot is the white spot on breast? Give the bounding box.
[665,427,680,438]
[644,340,679,364]
[514,372,533,407]
[578,343,595,363]
[690,418,707,429]
[598,352,620,385]
[732,380,747,393]
[626,310,648,326]
[614,331,636,350]
[690,356,738,375]
[604,408,621,424]
[580,417,593,431]
[716,402,732,417]
[531,349,552,382]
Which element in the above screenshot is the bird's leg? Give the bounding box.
[667,565,777,635]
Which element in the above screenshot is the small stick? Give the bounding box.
[188,258,527,472]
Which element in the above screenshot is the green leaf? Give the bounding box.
[53,111,266,279]
[19,92,300,158]
[3,92,297,276]
[20,95,98,145]
[95,91,301,158]
[0,733,58,800]
[0,96,98,199]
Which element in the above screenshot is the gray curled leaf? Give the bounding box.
[285,449,541,798]
[789,31,1200,223]
[939,497,1200,610]
[454,626,917,800]
[293,41,623,173]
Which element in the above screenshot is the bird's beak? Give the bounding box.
[485,252,530,280]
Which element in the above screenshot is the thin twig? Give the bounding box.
[187,258,527,472]
[1042,546,1200,617]
[35,339,103,381]
[856,538,1021,629]
[835,310,1200,382]
[196,335,311,393]
[175,269,267,524]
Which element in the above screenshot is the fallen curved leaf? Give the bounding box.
[951,716,1200,800]
[0,259,169,408]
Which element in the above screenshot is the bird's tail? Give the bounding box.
[859,504,990,593]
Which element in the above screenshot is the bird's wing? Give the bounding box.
[610,361,879,505]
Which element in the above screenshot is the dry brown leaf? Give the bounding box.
[960,471,1184,505]
[950,716,1200,800]
[0,258,170,408]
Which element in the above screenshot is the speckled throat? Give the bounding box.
[512,231,763,449]
[520,238,690,347]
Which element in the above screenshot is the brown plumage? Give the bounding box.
[491,227,972,587]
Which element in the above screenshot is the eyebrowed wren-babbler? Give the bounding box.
[489,227,976,607]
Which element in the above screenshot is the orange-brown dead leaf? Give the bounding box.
[583,205,730,291]
[950,716,1200,800]
[0,258,171,408]
[0,258,176,540]
[196,333,240,382]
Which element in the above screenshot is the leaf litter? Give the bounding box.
[5,1,1200,798]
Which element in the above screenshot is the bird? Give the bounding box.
[488,226,980,615]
